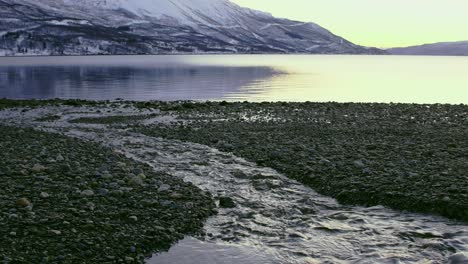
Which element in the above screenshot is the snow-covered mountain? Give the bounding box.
[388,41,468,56]
[0,0,385,56]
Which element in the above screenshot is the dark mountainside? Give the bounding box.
[0,0,385,56]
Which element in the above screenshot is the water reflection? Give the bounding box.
[0,55,467,103]
[0,63,279,100]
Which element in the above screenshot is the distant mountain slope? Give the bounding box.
[0,0,384,56]
[388,41,468,56]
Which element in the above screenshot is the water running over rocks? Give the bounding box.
[0,105,466,263]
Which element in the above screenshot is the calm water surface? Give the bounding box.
[0,55,467,103]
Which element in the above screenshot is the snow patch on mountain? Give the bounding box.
[0,0,385,56]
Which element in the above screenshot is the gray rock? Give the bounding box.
[128,175,144,186]
[112,190,124,196]
[109,182,120,189]
[81,190,95,197]
[50,230,62,235]
[353,160,366,168]
[56,154,65,161]
[40,192,50,198]
[98,188,109,196]
[158,184,171,192]
[87,202,96,211]
[449,253,468,264]
[32,164,46,172]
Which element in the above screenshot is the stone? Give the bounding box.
[87,202,96,211]
[158,184,171,192]
[98,188,109,196]
[56,154,65,161]
[219,197,236,208]
[128,175,144,186]
[16,198,31,208]
[81,190,95,197]
[109,182,120,189]
[50,230,62,235]
[31,164,46,172]
[40,192,50,198]
[353,160,366,168]
[129,216,138,221]
[170,192,183,199]
[448,253,468,264]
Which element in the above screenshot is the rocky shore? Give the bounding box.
[0,99,466,263]
[0,125,215,263]
[134,101,468,221]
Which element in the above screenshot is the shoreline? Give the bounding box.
[0,124,215,263]
[0,99,467,263]
[133,101,468,221]
[1,99,466,220]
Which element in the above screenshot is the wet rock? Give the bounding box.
[353,160,365,168]
[219,197,236,208]
[109,182,120,189]
[16,198,31,208]
[9,214,18,219]
[127,175,144,186]
[56,154,65,161]
[81,190,95,197]
[98,188,109,196]
[449,253,468,264]
[158,184,171,192]
[31,164,46,172]
[50,230,62,235]
[170,192,183,199]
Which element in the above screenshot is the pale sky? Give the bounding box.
[232,0,468,48]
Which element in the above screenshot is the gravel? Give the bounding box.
[0,125,215,263]
[135,101,468,221]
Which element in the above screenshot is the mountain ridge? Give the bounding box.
[0,0,385,56]
[388,41,468,56]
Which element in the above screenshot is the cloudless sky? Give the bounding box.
[232,0,468,48]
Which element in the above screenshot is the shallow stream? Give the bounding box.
[0,106,466,264]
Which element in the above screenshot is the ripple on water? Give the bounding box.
[148,237,281,264]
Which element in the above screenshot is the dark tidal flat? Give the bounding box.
[0,125,215,263]
[134,101,468,221]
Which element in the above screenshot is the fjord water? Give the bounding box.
[1,55,467,104]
